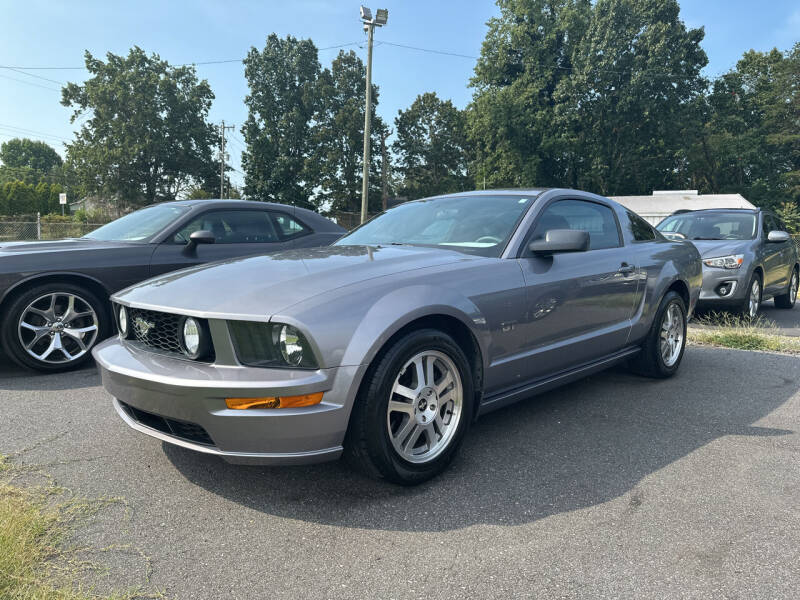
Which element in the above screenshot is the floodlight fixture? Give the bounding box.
[360,5,372,21]
[375,8,388,25]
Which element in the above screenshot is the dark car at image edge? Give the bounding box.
[0,199,345,373]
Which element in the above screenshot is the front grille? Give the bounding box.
[127,307,183,354]
[119,401,215,446]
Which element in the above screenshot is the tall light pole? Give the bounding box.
[359,6,388,224]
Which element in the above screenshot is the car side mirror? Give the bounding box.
[183,230,216,255]
[767,230,790,243]
[528,229,590,255]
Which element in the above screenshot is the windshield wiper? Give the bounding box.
[692,237,723,240]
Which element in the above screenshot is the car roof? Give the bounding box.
[429,189,548,200]
[149,199,345,232]
[669,208,760,214]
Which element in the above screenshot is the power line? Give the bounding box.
[0,122,70,142]
[0,41,364,71]
[4,67,66,86]
[377,40,477,60]
[0,73,61,92]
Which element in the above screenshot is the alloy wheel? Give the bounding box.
[791,272,798,305]
[659,302,684,368]
[17,292,99,364]
[386,350,463,464]
[748,280,760,318]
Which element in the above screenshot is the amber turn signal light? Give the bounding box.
[225,392,323,410]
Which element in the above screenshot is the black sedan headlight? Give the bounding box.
[228,321,318,369]
[179,316,211,360]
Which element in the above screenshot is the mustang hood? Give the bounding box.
[114,245,478,319]
[689,239,752,259]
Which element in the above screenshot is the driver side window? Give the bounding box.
[173,210,279,244]
[531,199,621,251]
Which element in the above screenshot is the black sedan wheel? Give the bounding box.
[346,328,474,485]
[2,283,107,372]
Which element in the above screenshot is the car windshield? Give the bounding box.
[656,212,757,241]
[83,204,190,242]
[335,194,537,257]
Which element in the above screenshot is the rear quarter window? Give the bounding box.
[627,211,657,241]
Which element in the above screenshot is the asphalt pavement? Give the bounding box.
[757,301,800,336]
[1,346,799,599]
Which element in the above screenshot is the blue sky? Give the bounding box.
[1,0,798,190]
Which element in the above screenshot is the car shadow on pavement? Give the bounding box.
[0,353,99,391]
[163,348,798,532]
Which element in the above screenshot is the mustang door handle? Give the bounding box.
[618,263,635,275]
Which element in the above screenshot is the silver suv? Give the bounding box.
[657,208,798,317]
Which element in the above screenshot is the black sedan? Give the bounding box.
[0,199,345,372]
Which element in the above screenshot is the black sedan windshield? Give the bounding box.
[657,212,757,240]
[84,204,190,242]
[336,195,537,257]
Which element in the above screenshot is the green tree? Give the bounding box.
[310,50,385,213]
[0,138,62,173]
[394,92,471,198]
[777,201,800,233]
[557,0,708,194]
[242,34,321,209]
[468,0,592,189]
[61,47,218,207]
[688,43,800,208]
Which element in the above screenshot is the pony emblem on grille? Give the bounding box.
[133,316,155,338]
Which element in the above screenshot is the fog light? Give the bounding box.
[715,282,736,297]
[225,392,323,410]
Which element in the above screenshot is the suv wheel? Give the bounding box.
[740,274,761,319]
[774,268,798,309]
[345,328,474,485]
[1,282,107,373]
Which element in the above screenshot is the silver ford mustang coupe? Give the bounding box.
[94,189,701,484]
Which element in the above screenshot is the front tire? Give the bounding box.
[345,328,475,485]
[1,282,108,373]
[629,290,687,378]
[740,274,761,319]
[774,268,798,309]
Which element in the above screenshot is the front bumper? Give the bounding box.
[93,338,361,465]
[697,265,750,306]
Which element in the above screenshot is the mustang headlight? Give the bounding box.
[227,321,318,369]
[179,316,210,360]
[703,254,744,269]
[276,325,305,366]
[117,305,129,338]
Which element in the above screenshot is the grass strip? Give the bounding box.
[0,454,155,600]
[688,311,800,354]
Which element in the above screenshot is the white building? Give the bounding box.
[610,190,756,225]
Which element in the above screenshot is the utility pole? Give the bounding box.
[359,6,388,223]
[219,120,234,199]
[380,128,392,211]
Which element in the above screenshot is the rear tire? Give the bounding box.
[345,328,474,485]
[1,282,109,373]
[629,290,687,379]
[774,268,798,309]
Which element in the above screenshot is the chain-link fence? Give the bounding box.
[0,220,104,242]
